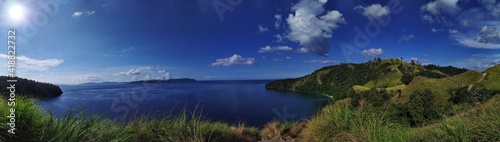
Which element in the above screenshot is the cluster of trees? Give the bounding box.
[350,88,391,108]
[423,64,468,76]
[449,87,499,104]
[0,76,62,98]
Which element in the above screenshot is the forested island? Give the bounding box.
[0,76,62,98]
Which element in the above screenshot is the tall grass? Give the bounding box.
[300,105,409,142]
[0,96,259,142]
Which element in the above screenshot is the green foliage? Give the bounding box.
[449,87,499,104]
[416,70,448,79]
[351,88,391,108]
[401,73,415,84]
[405,89,440,127]
[0,76,62,98]
[266,58,415,100]
[423,64,468,76]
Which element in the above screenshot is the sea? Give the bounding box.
[37,80,330,127]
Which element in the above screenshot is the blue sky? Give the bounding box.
[0,0,499,84]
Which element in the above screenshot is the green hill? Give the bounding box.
[0,76,63,98]
[266,58,470,99]
[266,58,499,126]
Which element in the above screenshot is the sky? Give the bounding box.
[0,0,499,84]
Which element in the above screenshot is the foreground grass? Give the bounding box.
[301,95,500,142]
[0,96,259,142]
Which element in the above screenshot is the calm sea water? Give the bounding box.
[37,80,330,126]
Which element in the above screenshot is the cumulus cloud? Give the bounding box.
[421,0,461,15]
[114,67,152,76]
[211,54,255,66]
[258,46,293,53]
[477,26,500,43]
[72,11,96,17]
[162,72,172,80]
[258,25,269,33]
[361,48,384,57]
[0,54,63,71]
[304,60,339,64]
[354,4,390,22]
[286,0,346,56]
[73,74,104,83]
[399,34,415,42]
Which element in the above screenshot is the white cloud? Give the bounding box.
[0,54,63,71]
[455,25,500,49]
[286,0,346,56]
[258,46,293,53]
[274,14,282,29]
[298,47,309,53]
[458,38,500,49]
[211,54,255,66]
[286,56,291,59]
[72,11,96,17]
[449,29,459,34]
[73,74,104,83]
[421,0,461,15]
[72,12,83,17]
[422,14,434,23]
[114,67,152,76]
[204,76,217,79]
[258,25,269,33]
[432,28,444,33]
[158,70,166,73]
[457,54,500,71]
[399,34,415,42]
[122,47,134,52]
[480,0,500,18]
[354,4,390,22]
[35,75,45,78]
[361,48,384,57]
[410,57,419,62]
[477,26,500,43]
[304,60,339,64]
[162,72,171,80]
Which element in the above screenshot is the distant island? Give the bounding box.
[0,76,63,98]
[128,78,196,84]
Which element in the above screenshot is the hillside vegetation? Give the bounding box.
[267,58,499,127]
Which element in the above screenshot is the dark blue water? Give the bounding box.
[37,80,330,126]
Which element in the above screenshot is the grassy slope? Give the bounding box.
[301,94,500,142]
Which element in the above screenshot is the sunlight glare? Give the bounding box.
[9,4,26,22]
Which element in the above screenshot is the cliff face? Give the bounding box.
[0,76,63,98]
